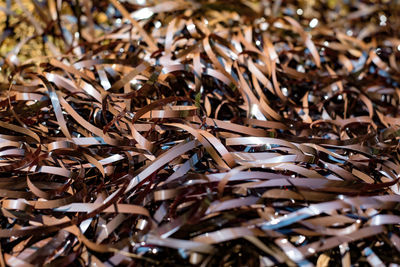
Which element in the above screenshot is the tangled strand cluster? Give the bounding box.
[0,0,400,266]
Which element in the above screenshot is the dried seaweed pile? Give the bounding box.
[1,0,400,266]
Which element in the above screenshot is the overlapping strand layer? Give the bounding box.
[0,0,400,266]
